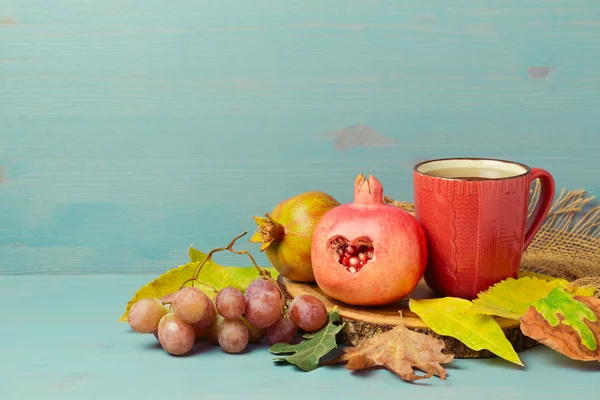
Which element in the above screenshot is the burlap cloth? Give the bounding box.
[385,180,600,289]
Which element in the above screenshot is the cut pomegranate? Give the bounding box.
[312,174,428,306]
[329,237,374,274]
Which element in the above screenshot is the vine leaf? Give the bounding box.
[118,247,278,322]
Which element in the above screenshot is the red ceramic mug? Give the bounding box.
[413,158,555,299]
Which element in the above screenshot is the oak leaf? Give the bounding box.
[327,315,454,381]
[269,308,345,372]
[520,287,600,361]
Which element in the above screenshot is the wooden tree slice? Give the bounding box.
[278,276,539,359]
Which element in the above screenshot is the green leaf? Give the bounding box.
[269,309,345,371]
[533,287,599,351]
[409,298,523,366]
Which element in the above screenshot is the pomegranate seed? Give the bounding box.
[335,244,374,270]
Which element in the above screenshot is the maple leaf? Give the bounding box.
[269,309,345,372]
[520,287,600,361]
[409,298,523,366]
[327,315,454,382]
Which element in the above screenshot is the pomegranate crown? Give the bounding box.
[353,173,384,206]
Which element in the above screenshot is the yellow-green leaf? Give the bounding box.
[188,245,279,291]
[118,261,206,322]
[188,246,207,263]
[409,298,523,366]
[227,266,279,291]
[467,277,563,320]
[466,276,593,320]
[517,271,562,282]
[518,271,594,296]
[118,247,279,322]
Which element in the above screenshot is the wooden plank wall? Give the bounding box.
[1,0,598,274]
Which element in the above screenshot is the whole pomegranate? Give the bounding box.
[311,174,428,306]
[250,191,340,282]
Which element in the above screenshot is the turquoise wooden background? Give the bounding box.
[1,0,598,275]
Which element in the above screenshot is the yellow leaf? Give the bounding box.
[518,271,594,296]
[118,247,279,322]
[118,262,203,322]
[517,271,562,282]
[467,276,593,320]
[409,298,523,366]
[467,277,562,320]
[188,246,208,263]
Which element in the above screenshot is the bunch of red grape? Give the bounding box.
[127,277,329,356]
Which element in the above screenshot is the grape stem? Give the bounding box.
[179,230,273,290]
[189,281,219,293]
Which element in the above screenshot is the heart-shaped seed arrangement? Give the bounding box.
[329,236,375,274]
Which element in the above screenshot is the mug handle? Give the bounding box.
[523,168,555,251]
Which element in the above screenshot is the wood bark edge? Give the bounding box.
[277,276,539,358]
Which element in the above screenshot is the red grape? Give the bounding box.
[128,297,167,334]
[241,317,266,343]
[190,300,216,339]
[266,315,298,344]
[207,314,225,344]
[215,287,246,319]
[157,313,195,356]
[218,318,249,354]
[244,278,284,328]
[289,294,328,331]
[245,278,275,298]
[172,287,212,324]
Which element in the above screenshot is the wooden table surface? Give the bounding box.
[1,275,598,399]
[2,0,600,398]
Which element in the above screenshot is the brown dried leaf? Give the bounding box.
[327,318,454,381]
[520,295,600,361]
